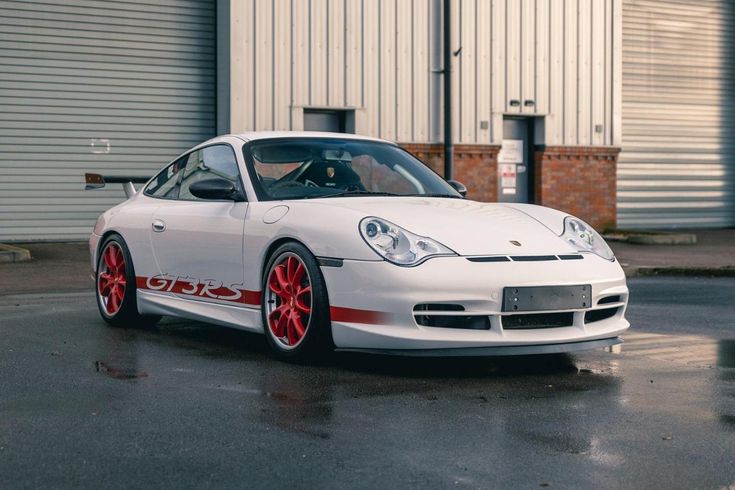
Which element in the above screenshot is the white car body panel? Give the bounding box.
[89,132,630,355]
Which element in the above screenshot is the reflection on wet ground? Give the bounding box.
[717,340,735,431]
[2,293,735,488]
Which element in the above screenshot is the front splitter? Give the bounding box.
[335,336,622,357]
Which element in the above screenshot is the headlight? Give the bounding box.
[359,217,457,266]
[560,216,615,261]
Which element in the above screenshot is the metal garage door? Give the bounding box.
[618,0,735,228]
[0,0,216,241]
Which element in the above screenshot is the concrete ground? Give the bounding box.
[1,236,734,488]
[0,278,734,488]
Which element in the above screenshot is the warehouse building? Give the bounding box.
[0,0,733,240]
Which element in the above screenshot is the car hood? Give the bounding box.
[300,197,577,256]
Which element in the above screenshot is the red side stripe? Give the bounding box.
[330,306,391,325]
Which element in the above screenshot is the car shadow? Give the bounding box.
[131,317,589,380]
[332,351,581,378]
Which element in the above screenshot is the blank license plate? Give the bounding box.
[502,285,591,312]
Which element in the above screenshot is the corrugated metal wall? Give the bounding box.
[0,0,216,241]
[229,0,435,143]
[618,0,735,228]
[228,0,621,147]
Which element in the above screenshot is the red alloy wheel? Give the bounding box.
[266,254,313,348]
[98,243,127,315]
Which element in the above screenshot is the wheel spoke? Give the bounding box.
[286,256,301,285]
[275,264,290,292]
[291,262,306,287]
[98,273,113,295]
[295,286,312,313]
[115,285,125,301]
[103,246,116,269]
[107,289,119,313]
[291,313,306,341]
[115,248,124,271]
[286,317,296,345]
[268,305,289,337]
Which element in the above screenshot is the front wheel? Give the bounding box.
[96,234,160,328]
[261,242,333,362]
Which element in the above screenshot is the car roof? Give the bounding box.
[232,131,395,145]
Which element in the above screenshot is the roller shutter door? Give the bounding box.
[0,0,216,241]
[618,0,735,228]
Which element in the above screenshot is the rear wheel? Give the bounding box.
[96,234,160,328]
[261,242,332,362]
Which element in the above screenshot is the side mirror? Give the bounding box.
[447,179,467,197]
[189,178,242,201]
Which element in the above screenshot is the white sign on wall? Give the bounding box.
[498,139,524,164]
[499,163,517,189]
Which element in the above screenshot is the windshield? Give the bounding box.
[243,138,460,201]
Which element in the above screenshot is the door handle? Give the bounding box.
[151,219,166,233]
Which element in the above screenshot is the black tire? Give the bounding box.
[95,234,161,328]
[261,242,333,362]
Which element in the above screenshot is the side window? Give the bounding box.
[144,156,187,199]
[178,145,242,201]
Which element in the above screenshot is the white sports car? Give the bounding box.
[87,132,629,361]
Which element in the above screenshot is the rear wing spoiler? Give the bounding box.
[84,173,151,198]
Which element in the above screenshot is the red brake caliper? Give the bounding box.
[268,256,312,346]
[99,244,126,314]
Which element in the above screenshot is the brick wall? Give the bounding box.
[400,143,501,202]
[400,143,619,230]
[534,146,620,231]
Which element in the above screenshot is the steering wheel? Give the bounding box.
[269,179,306,191]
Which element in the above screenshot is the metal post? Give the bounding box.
[442,0,453,180]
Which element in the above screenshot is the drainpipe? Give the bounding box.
[442,0,453,180]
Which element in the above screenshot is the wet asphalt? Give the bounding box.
[1,277,734,489]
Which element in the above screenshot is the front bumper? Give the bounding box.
[321,254,630,352]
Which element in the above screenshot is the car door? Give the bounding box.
[147,144,251,307]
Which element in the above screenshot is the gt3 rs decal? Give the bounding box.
[135,275,390,324]
[136,275,261,306]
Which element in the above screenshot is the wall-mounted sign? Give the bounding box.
[498,139,523,164]
[499,163,517,189]
[90,138,111,154]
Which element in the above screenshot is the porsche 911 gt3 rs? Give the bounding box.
[87,132,629,361]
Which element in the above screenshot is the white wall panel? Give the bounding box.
[273,0,291,130]
[396,0,412,142]
[254,0,273,129]
[328,0,345,107]
[228,0,619,147]
[459,0,476,142]
[310,0,328,106]
[413,0,431,142]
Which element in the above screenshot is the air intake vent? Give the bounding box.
[502,312,574,330]
[510,255,559,262]
[414,314,490,330]
[597,295,621,305]
[585,307,619,323]
[413,303,465,312]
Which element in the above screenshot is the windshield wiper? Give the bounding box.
[310,190,400,199]
[403,193,464,199]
